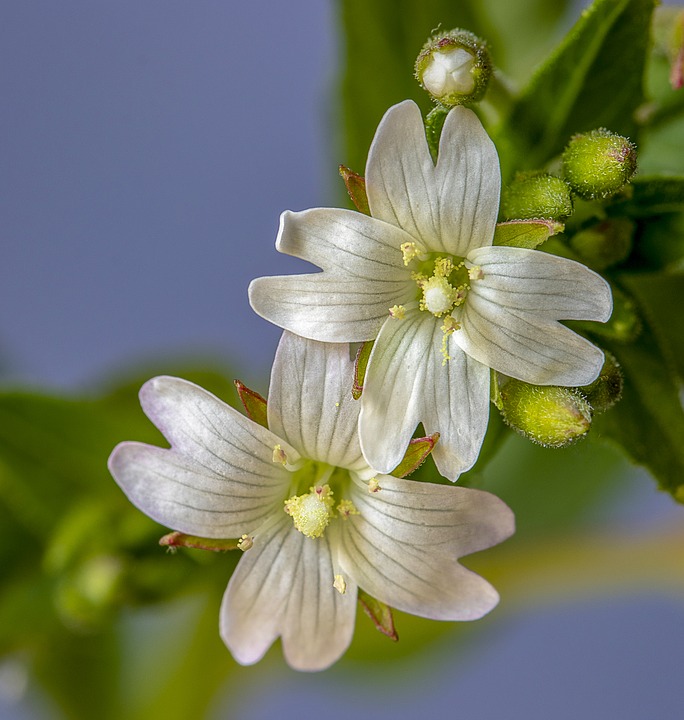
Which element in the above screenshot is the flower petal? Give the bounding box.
[359,309,490,480]
[109,443,286,538]
[249,273,414,343]
[275,208,413,280]
[108,376,293,537]
[468,245,613,321]
[455,298,605,386]
[268,332,367,472]
[348,473,514,555]
[220,516,357,671]
[139,375,300,475]
[365,100,500,256]
[339,476,512,621]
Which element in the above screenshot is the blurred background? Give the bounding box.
[1,1,683,718]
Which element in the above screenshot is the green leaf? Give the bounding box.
[610,176,684,216]
[591,275,684,499]
[498,0,656,175]
[493,218,564,248]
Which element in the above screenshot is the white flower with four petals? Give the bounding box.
[109,332,514,671]
[249,101,613,480]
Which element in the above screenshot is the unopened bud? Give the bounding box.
[415,29,492,106]
[583,352,623,414]
[562,129,637,200]
[569,218,635,270]
[500,172,573,221]
[498,379,592,448]
[500,172,573,220]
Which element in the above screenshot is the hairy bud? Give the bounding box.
[500,172,573,221]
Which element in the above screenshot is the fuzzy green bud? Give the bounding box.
[500,172,573,221]
[569,218,635,270]
[415,29,492,106]
[562,129,637,200]
[583,352,623,414]
[498,379,592,448]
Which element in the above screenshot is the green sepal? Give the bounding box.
[234,380,268,429]
[159,532,241,553]
[425,105,449,163]
[391,433,440,478]
[352,341,374,400]
[339,165,370,215]
[357,588,398,641]
[493,219,564,249]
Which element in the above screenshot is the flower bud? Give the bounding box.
[498,378,592,448]
[583,352,623,414]
[569,217,635,270]
[562,129,637,200]
[415,29,492,106]
[500,172,573,221]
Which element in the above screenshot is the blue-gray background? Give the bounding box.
[1,2,683,718]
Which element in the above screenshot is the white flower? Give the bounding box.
[108,332,514,671]
[249,101,612,480]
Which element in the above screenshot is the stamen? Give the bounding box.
[237,534,253,552]
[272,444,288,465]
[389,304,406,319]
[401,242,420,266]
[468,265,484,280]
[440,316,461,365]
[333,574,347,595]
[337,499,359,519]
[367,477,382,493]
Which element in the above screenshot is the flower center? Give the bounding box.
[282,461,358,539]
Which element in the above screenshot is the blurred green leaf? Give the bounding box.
[497,0,656,176]
[611,176,684,216]
[591,275,684,499]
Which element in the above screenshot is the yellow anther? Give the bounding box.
[401,242,420,266]
[434,256,454,277]
[389,304,406,320]
[272,444,287,465]
[333,574,347,595]
[367,477,382,493]
[237,534,253,552]
[284,484,335,539]
[440,316,461,365]
[468,265,484,281]
[337,499,359,519]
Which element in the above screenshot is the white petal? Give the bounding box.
[358,309,490,480]
[249,273,415,343]
[268,332,367,471]
[275,208,413,280]
[468,245,613,321]
[109,377,295,537]
[338,476,511,621]
[358,310,434,476]
[348,473,514,555]
[220,516,357,671]
[108,443,286,538]
[365,101,500,256]
[455,298,605,386]
[138,375,301,476]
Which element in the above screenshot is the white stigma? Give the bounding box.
[424,283,454,315]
